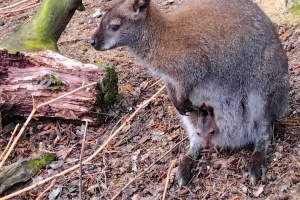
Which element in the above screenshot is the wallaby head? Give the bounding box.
[91,0,151,51]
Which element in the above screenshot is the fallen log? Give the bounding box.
[0,152,56,195]
[0,49,118,124]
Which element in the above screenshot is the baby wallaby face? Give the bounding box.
[91,0,150,51]
[196,107,218,149]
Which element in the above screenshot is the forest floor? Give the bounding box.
[0,0,300,199]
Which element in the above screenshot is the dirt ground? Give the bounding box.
[0,0,300,199]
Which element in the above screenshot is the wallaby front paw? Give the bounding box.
[249,152,267,185]
[177,154,195,188]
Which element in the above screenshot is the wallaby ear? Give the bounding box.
[132,0,150,13]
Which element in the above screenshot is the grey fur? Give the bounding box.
[91,0,289,186]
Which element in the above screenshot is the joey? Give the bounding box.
[177,104,218,187]
[91,0,289,187]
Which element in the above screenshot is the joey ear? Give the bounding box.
[132,0,150,13]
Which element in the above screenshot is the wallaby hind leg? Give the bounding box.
[177,116,203,188]
[249,139,270,185]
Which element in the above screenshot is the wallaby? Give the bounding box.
[91,0,289,187]
[196,105,218,150]
[177,104,218,187]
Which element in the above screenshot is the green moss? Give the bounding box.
[12,24,22,33]
[291,1,300,15]
[94,62,109,68]
[53,75,64,89]
[0,0,84,52]
[102,66,118,107]
[96,66,118,124]
[25,154,56,171]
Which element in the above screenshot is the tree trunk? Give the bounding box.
[0,0,85,53]
[0,49,118,124]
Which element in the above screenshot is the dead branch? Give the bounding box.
[79,120,89,200]
[162,160,176,200]
[0,0,35,11]
[0,85,166,200]
[35,179,56,200]
[0,3,40,14]
[0,124,19,160]
[0,82,97,171]
[111,136,188,200]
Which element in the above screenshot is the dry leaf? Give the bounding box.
[57,147,73,160]
[140,81,149,90]
[113,184,121,189]
[253,185,264,197]
[158,123,165,131]
[125,84,134,93]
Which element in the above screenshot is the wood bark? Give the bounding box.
[0,0,85,52]
[0,49,115,124]
[0,153,56,194]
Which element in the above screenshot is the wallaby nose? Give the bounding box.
[90,39,96,46]
[202,141,211,149]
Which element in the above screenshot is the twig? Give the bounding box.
[230,196,244,200]
[162,160,176,200]
[36,82,97,109]
[0,124,19,160]
[0,3,40,14]
[0,85,165,200]
[0,109,36,170]
[35,179,56,200]
[291,22,300,30]
[111,136,188,200]
[0,82,97,171]
[236,156,242,169]
[0,0,34,11]
[79,120,89,200]
[149,79,162,88]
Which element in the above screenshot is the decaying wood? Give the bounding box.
[0,82,97,171]
[0,50,106,123]
[0,86,166,200]
[0,152,56,195]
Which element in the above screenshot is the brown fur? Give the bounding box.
[91,0,289,187]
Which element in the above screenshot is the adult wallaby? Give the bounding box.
[91,0,289,187]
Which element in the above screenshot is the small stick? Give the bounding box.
[230,196,244,200]
[79,120,89,200]
[291,22,300,30]
[236,156,242,169]
[162,160,176,200]
[35,179,56,200]
[149,79,162,88]
[0,85,165,200]
[0,3,41,14]
[0,82,97,171]
[0,109,36,170]
[0,124,19,160]
[111,136,188,200]
[0,0,34,11]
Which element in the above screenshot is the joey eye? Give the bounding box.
[210,130,215,135]
[108,24,120,31]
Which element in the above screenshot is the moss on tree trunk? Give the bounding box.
[0,0,85,53]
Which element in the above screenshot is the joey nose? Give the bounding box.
[202,141,210,149]
[90,39,96,46]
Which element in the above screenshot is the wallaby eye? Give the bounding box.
[210,130,215,135]
[108,24,120,31]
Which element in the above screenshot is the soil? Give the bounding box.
[0,0,300,200]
